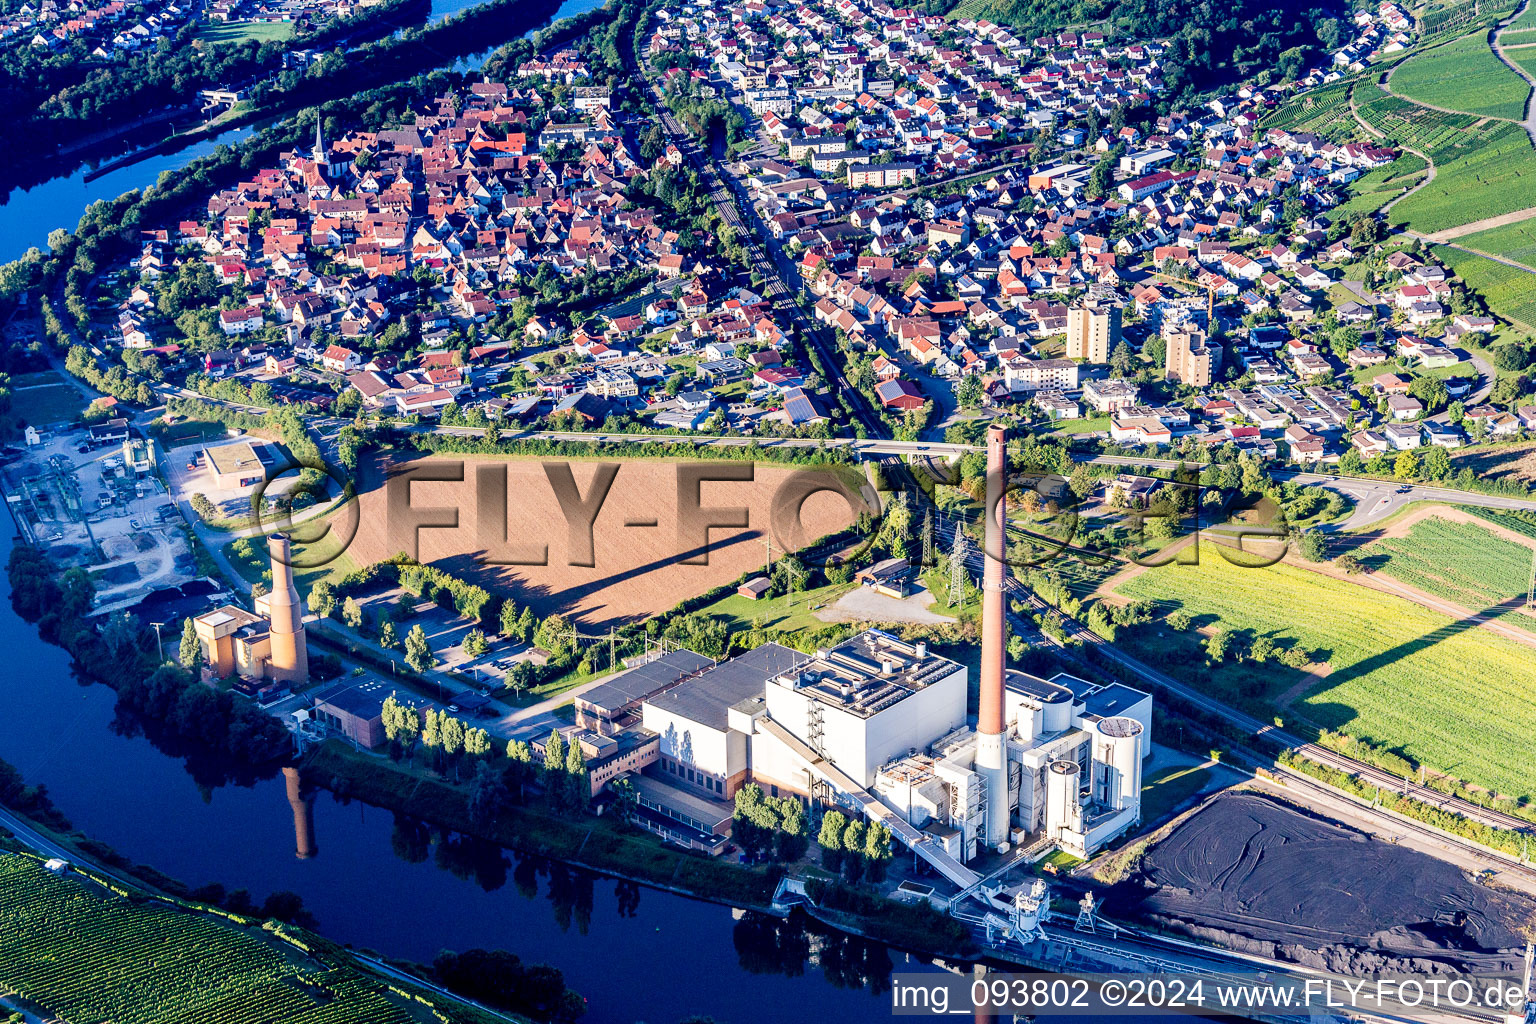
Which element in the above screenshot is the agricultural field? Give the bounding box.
[0,855,425,1024]
[1455,216,1536,268]
[194,20,296,45]
[345,455,860,628]
[1391,30,1531,119]
[1113,544,1536,801]
[1469,506,1536,537]
[1354,91,1536,233]
[1420,0,1519,38]
[1261,81,1357,139]
[1433,244,1536,328]
[1450,440,1536,486]
[1505,0,1536,32]
[1333,152,1430,219]
[1360,515,1536,621]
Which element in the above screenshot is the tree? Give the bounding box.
[468,761,507,826]
[1205,628,1233,663]
[1109,340,1135,378]
[817,810,848,871]
[179,617,202,671]
[956,373,983,408]
[499,599,521,638]
[1421,445,1452,480]
[1393,449,1419,480]
[841,820,867,882]
[1298,529,1328,562]
[342,596,363,629]
[378,618,399,650]
[1407,375,1447,413]
[1248,635,1277,664]
[565,740,589,809]
[404,624,433,673]
[543,728,567,778]
[463,628,489,658]
[307,581,335,618]
[1336,554,1366,574]
[863,821,893,881]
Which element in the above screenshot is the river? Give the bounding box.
[0,524,937,1023]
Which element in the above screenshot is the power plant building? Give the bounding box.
[192,534,309,686]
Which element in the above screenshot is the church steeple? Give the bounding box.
[312,117,326,170]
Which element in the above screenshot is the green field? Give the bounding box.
[1362,515,1536,621]
[0,855,422,1024]
[194,19,296,44]
[1392,30,1531,119]
[1506,2,1536,32]
[1352,90,1536,233]
[1333,152,1431,219]
[1433,243,1536,327]
[1114,544,1536,800]
[10,382,85,425]
[1510,48,1536,79]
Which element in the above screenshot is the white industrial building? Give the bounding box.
[614,625,1151,878]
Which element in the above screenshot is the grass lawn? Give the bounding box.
[1392,30,1531,120]
[1139,762,1218,823]
[1044,414,1110,436]
[1113,543,1536,801]
[11,383,85,425]
[194,19,295,44]
[222,527,358,599]
[694,580,854,633]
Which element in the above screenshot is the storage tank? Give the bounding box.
[1040,681,1073,734]
[1045,760,1082,839]
[1094,716,1144,818]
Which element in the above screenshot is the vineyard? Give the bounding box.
[1352,90,1536,233]
[1115,544,1536,800]
[1456,216,1536,270]
[1420,0,1519,38]
[0,857,429,1024]
[1262,81,1357,139]
[1434,244,1536,328]
[1391,30,1531,119]
[1333,153,1431,219]
[1361,515,1536,620]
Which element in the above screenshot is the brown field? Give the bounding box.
[346,454,865,627]
[1450,442,1536,486]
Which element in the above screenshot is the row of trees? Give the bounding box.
[816,810,894,884]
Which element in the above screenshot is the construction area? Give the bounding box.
[1106,791,1536,976]
[0,421,193,613]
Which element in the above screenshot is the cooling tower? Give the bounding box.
[266,534,309,684]
[976,423,1009,848]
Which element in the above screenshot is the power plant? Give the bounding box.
[566,423,1152,886]
[192,533,310,689]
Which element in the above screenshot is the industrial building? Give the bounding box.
[192,534,309,685]
[567,428,1152,877]
[203,439,271,490]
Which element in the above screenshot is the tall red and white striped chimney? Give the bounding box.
[976,423,1009,849]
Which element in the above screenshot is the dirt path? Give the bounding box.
[1348,81,1438,217]
[1424,203,1536,240]
[1491,0,1536,147]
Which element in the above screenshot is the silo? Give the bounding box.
[1044,760,1082,840]
[1040,680,1073,735]
[1094,716,1144,819]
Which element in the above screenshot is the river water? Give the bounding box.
[0,519,932,1022]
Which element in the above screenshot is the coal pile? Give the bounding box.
[1109,792,1534,974]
